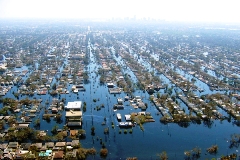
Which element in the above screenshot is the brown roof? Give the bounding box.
[53,151,64,159]
[40,145,47,151]
[70,130,78,136]
[55,142,66,147]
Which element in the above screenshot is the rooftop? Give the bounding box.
[66,111,82,117]
[65,101,82,110]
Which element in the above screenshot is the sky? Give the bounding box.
[0,0,239,23]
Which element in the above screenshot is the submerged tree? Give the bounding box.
[207,145,218,154]
[157,151,168,160]
[192,146,201,158]
[34,118,40,127]
[100,148,108,158]
[91,126,95,136]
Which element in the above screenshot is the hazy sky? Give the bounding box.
[0,0,239,22]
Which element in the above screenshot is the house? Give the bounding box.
[138,102,146,110]
[54,142,66,151]
[40,145,47,151]
[107,83,114,88]
[70,130,78,136]
[117,98,123,104]
[8,142,19,149]
[0,143,8,150]
[0,133,5,138]
[45,142,54,149]
[39,152,48,157]
[55,142,66,148]
[53,150,64,159]
[65,101,82,111]
[32,143,42,150]
[109,88,121,94]
[52,107,58,113]
[2,152,13,160]
[125,114,131,121]
[20,143,31,150]
[39,150,52,158]
[66,110,82,127]
[15,123,29,129]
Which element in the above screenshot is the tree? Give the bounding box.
[44,115,51,122]
[55,132,64,141]
[83,102,86,112]
[100,75,105,84]
[51,125,58,135]
[55,114,62,123]
[192,146,201,158]
[87,148,96,158]
[207,145,218,154]
[91,126,95,135]
[76,148,88,160]
[0,107,8,116]
[15,128,34,142]
[34,118,40,127]
[29,145,39,155]
[158,151,168,160]
[78,129,86,138]
[52,83,57,90]
[0,120,5,129]
[184,151,191,160]
[157,92,161,99]
[83,71,89,82]
[100,148,108,158]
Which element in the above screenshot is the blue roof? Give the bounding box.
[46,150,52,153]
[39,152,49,157]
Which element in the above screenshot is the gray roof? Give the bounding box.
[45,142,54,148]
[21,143,31,150]
[8,142,18,148]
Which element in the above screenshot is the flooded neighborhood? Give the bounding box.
[0,19,239,159]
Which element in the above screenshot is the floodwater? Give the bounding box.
[1,40,239,159]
